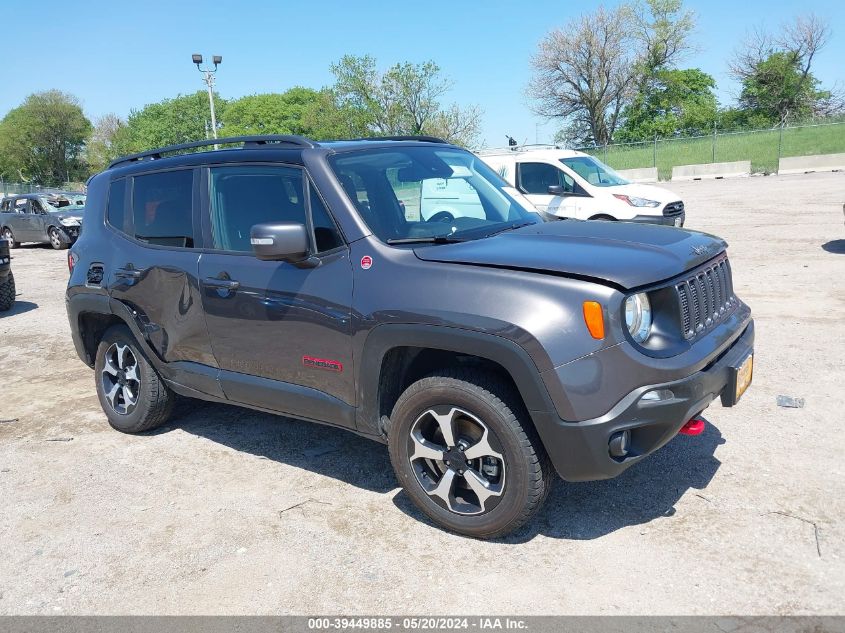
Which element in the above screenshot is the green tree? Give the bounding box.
[729,13,841,125]
[112,91,227,155]
[330,55,482,147]
[617,68,718,141]
[0,90,92,186]
[736,51,827,125]
[222,87,355,140]
[85,113,126,174]
[529,0,695,146]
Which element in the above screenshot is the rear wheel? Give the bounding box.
[2,227,19,248]
[94,325,174,433]
[388,369,551,538]
[0,272,14,311]
[48,227,68,250]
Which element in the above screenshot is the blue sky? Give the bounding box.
[2,0,843,147]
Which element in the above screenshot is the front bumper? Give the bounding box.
[631,212,685,227]
[533,319,754,481]
[59,225,80,243]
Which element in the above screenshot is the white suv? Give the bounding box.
[479,148,685,226]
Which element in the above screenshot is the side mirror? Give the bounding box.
[250,222,311,263]
[547,185,566,196]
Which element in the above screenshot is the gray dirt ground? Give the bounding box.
[0,173,843,615]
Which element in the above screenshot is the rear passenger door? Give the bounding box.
[196,163,354,426]
[105,169,218,371]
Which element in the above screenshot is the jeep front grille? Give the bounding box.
[675,256,735,339]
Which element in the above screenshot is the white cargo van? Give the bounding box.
[478,147,685,226]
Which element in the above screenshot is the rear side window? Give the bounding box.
[107,178,127,232]
[132,170,194,248]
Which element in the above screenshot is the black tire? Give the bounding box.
[94,324,174,433]
[388,368,552,539]
[48,226,68,250]
[2,227,20,248]
[0,272,14,311]
[589,214,616,221]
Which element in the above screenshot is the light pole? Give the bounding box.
[192,54,222,147]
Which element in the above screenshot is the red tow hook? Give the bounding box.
[678,418,705,436]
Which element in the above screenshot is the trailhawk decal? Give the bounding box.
[302,356,343,372]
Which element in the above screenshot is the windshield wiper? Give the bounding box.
[386,234,465,245]
[484,220,537,238]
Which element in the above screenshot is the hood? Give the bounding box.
[414,220,726,289]
[52,210,83,222]
[613,183,680,204]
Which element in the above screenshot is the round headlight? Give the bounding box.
[624,293,652,343]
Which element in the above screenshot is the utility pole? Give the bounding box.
[192,54,222,148]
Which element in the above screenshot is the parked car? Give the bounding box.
[66,135,753,538]
[0,193,84,249]
[479,147,685,226]
[0,236,13,311]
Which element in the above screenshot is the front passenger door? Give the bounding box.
[197,164,354,426]
[517,162,580,218]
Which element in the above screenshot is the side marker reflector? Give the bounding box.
[582,301,605,339]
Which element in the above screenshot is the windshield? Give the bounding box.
[43,195,86,212]
[37,197,61,212]
[560,156,629,187]
[330,146,541,243]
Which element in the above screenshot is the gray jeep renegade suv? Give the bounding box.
[66,135,754,538]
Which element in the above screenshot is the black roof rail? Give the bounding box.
[107,135,318,169]
[347,135,451,144]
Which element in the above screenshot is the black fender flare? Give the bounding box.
[67,292,224,399]
[354,323,557,438]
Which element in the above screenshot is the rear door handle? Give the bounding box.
[203,277,240,290]
[115,267,143,279]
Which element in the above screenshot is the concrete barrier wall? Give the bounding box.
[617,167,658,183]
[671,161,751,181]
[778,153,845,175]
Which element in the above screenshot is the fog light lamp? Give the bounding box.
[609,430,630,458]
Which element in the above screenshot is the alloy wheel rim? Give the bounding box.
[407,406,506,516]
[49,229,60,247]
[101,343,141,415]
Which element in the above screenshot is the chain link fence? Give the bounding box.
[0,180,85,197]
[577,120,845,181]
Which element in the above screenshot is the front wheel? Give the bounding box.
[48,227,68,250]
[388,369,551,538]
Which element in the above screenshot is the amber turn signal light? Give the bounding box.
[582,301,605,339]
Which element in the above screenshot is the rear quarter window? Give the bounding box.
[107,178,127,232]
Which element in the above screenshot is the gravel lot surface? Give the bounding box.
[0,173,843,615]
